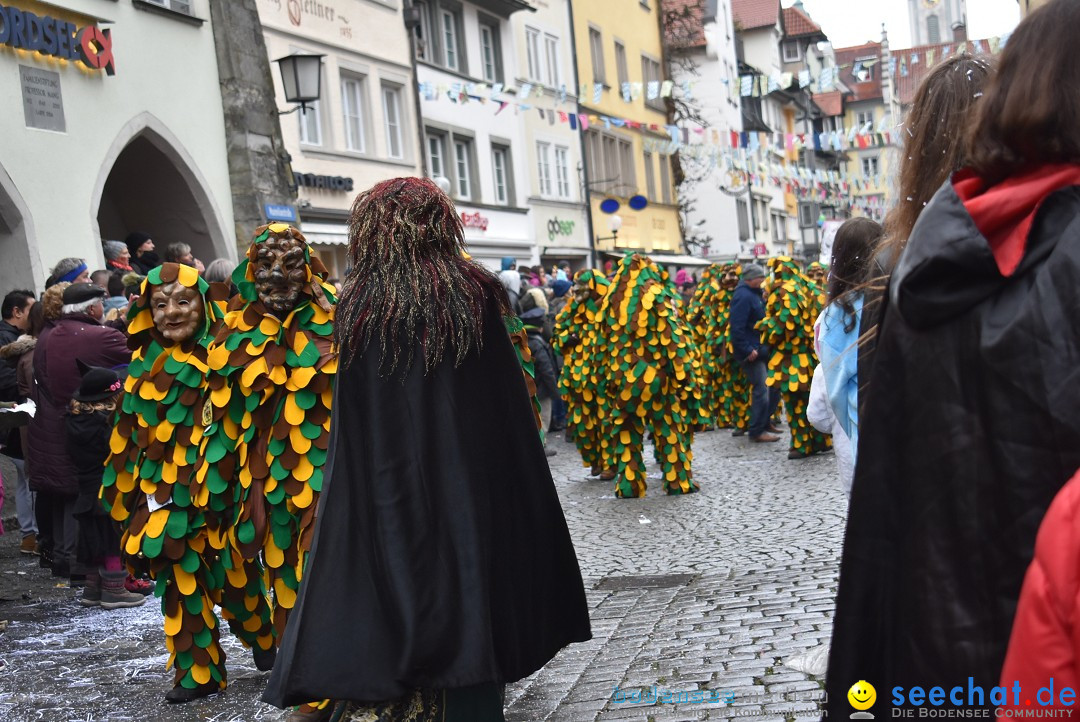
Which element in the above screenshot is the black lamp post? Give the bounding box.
[275,53,325,115]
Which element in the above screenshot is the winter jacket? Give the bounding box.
[728,280,765,361]
[999,469,1080,710]
[825,168,1080,716]
[0,336,35,459]
[65,406,113,520]
[28,314,129,497]
[807,364,852,494]
[523,312,558,400]
[0,319,21,402]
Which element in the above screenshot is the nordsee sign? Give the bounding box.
[0,3,116,75]
[264,204,298,222]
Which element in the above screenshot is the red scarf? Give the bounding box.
[954,164,1080,277]
[107,259,132,272]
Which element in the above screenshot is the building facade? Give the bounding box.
[257,0,423,278]
[909,0,966,46]
[411,0,536,272]
[835,39,893,223]
[511,0,592,272]
[0,0,238,291]
[572,0,683,262]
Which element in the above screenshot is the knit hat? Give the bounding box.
[500,256,516,271]
[741,263,766,281]
[72,359,126,403]
[552,279,572,298]
[102,240,127,261]
[124,231,152,256]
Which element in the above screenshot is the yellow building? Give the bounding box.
[572,0,682,258]
[835,41,891,223]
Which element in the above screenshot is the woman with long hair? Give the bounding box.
[825,0,1080,714]
[264,177,590,721]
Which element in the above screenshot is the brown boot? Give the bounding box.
[750,433,780,443]
[99,570,147,609]
[80,571,101,607]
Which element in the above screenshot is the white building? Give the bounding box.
[511,0,591,273]
[664,0,743,260]
[909,0,966,46]
[0,0,237,291]
[257,0,423,278]
[412,0,537,271]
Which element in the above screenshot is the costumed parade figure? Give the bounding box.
[201,225,337,646]
[758,257,831,459]
[599,254,704,498]
[552,269,615,480]
[717,263,751,433]
[263,177,590,720]
[687,263,750,433]
[100,263,276,702]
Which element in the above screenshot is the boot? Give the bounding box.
[80,571,101,607]
[124,575,155,596]
[165,681,219,703]
[99,570,147,609]
[252,644,277,671]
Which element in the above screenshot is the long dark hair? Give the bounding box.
[829,217,883,333]
[335,177,507,375]
[965,0,1080,186]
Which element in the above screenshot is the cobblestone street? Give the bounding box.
[0,428,847,721]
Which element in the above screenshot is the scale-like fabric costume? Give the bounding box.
[100,264,274,694]
[505,314,544,439]
[716,263,751,431]
[553,270,614,474]
[599,254,704,498]
[758,257,831,457]
[200,224,337,642]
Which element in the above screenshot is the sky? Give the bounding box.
[782,0,1021,50]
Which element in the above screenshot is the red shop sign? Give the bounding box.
[461,212,489,231]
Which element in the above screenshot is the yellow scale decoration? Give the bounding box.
[597,254,705,498]
[757,256,831,456]
[99,263,274,694]
[199,224,338,642]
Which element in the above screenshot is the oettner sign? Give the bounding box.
[0,3,116,75]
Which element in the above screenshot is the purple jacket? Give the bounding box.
[27,314,129,496]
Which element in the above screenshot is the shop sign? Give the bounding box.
[547,217,575,241]
[461,212,489,231]
[295,173,354,192]
[20,64,64,132]
[753,243,768,257]
[0,3,116,75]
[264,203,299,222]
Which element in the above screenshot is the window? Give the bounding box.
[382,85,404,159]
[441,9,460,70]
[618,138,635,188]
[862,156,879,178]
[454,139,472,198]
[537,141,553,196]
[927,14,940,44]
[798,202,815,227]
[643,151,656,200]
[479,19,501,83]
[659,155,671,204]
[856,110,874,131]
[853,57,876,82]
[299,97,322,146]
[641,55,664,111]
[772,211,786,243]
[341,76,367,153]
[492,145,510,205]
[584,131,634,193]
[584,131,604,190]
[414,0,433,61]
[782,40,801,63]
[144,0,192,13]
[602,135,618,187]
[588,27,605,84]
[614,41,628,90]
[554,146,571,199]
[544,34,560,87]
[736,199,750,240]
[525,26,541,82]
[427,132,446,179]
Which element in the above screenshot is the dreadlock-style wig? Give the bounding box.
[336,176,507,375]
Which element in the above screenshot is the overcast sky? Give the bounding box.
[783,0,1021,50]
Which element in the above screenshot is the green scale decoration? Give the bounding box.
[597,254,705,498]
[757,256,831,457]
[99,263,274,693]
[504,313,545,441]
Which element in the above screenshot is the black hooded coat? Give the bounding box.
[824,181,1080,715]
[263,291,591,707]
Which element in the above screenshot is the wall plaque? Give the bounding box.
[20,65,65,132]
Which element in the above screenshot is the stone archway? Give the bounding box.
[92,113,232,267]
[0,162,43,293]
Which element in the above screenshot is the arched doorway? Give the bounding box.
[94,116,231,268]
[0,163,41,293]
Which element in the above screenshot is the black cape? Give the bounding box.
[825,183,1080,715]
[263,294,591,707]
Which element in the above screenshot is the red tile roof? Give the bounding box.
[732,0,779,32]
[892,38,997,105]
[662,0,706,49]
[835,41,883,103]
[782,6,822,38]
[812,90,843,117]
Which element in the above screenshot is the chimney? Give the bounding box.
[952,22,968,43]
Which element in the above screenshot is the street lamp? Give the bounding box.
[596,214,622,248]
[275,53,325,115]
[433,176,452,195]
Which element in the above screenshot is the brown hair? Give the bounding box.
[879,55,993,268]
[41,283,69,321]
[966,0,1080,186]
[829,217,884,333]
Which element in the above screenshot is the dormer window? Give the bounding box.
[782,40,801,62]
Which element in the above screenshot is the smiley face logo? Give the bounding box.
[848,680,876,711]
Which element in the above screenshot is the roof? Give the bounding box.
[732,0,779,32]
[892,38,997,106]
[812,90,843,117]
[782,6,823,38]
[835,41,883,103]
[662,0,706,49]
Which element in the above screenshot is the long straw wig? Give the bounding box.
[335,177,507,375]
